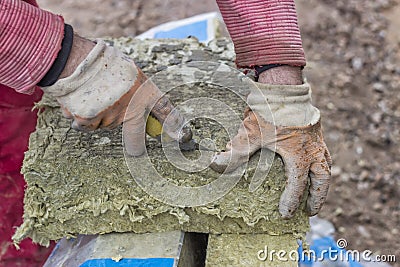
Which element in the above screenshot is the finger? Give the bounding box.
[210,120,261,173]
[278,158,309,219]
[99,110,124,130]
[324,146,333,167]
[123,115,146,157]
[71,117,102,132]
[61,106,73,119]
[306,160,331,216]
[210,150,247,173]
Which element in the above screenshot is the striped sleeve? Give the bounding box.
[0,0,64,94]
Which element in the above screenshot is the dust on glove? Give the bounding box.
[210,82,332,218]
[42,40,190,156]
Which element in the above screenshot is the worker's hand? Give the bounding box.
[41,39,190,156]
[210,82,332,218]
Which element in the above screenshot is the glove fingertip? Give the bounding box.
[305,184,328,217]
[307,161,331,217]
[278,200,296,219]
[61,107,73,119]
[306,198,322,217]
[123,113,147,156]
[279,211,294,219]
[71,120,80,130]
[125,144,146,157]
[209,153,229,173]
[71,117,101,132]
[71,120,92,132]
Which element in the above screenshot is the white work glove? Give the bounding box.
[42,40,190,156]
[210,82,332,218]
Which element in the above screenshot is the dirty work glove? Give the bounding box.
[42,40,190,156]
[210,82,332,218]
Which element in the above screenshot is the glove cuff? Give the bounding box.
[42,40,108,97]
[248,82,311,103]
[248,81,320,127]
[43,40,139,118]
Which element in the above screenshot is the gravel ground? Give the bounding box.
[38,0,400,265]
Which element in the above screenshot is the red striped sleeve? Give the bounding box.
[0,0,64,94]
[216,0,306,68]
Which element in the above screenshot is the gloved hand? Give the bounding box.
[210,82,332,218]
[41,39,191,156]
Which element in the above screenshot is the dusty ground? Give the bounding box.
[38,0,400,265]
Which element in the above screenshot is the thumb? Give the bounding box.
[210,119,261,173]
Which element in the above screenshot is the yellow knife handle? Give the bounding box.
[146,114,163,138]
